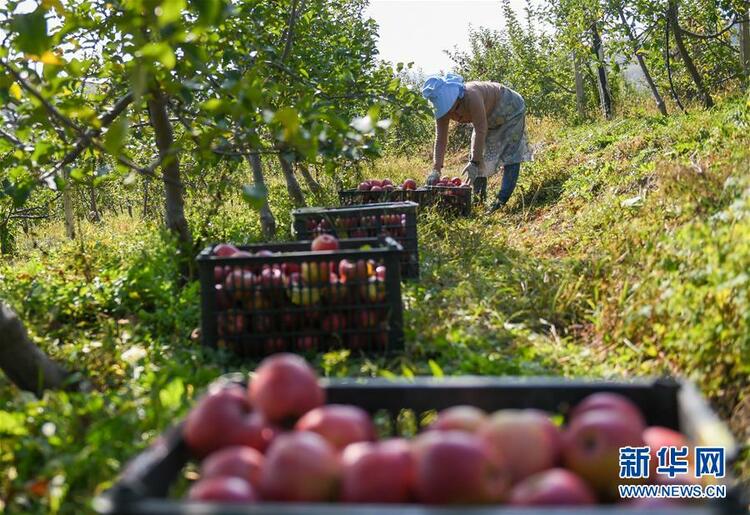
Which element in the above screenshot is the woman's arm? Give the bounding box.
[466,87,487,165]
[433,116,450,170]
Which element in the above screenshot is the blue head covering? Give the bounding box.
[421,73,465,119]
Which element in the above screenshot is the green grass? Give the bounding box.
[1,93,749,513]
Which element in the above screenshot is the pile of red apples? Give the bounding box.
[212,236,389,352]
[183,354,695,507]
[304,213,408,239]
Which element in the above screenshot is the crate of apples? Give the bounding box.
[292,202,419,279]
[101,356,738,513]
[196,235,405,356]
[340,178,472,216]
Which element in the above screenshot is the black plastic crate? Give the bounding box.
[98,377,741,515]
[292,202,419,279]
[339,187,471,217]
[419,185,472,216]
[196,238,404,357]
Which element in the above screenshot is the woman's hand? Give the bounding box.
[426,169,441,185]
[461,162,483,184]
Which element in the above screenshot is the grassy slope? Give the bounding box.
[1,93,749,513]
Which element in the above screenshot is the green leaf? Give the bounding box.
[428,359,444,378]
[104,117,129,155]
[159,378,185,410]
[189,0,224,26]
[139,42,176,69]
[242,183,268,210]
[69,168,86,182]
[159,0,186,26]
[0,410,27,436]
[10,8,50,56]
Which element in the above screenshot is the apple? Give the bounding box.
[370,180,383,188]
[251,314,275,333]
[357,182,371,191]
[311,234,340,252]
[570,392,646,428]
[340,439,415,503]
[200,446,264,488]
[403,179,417,190]
[183,386,279,457]
[451,177,462,186]
[301,261,329,286]
[248,353,325,424]
[217,311,245,337]
[263,337,287,354]
[281,262,301,275]
[375,265,387,281]
[260,431,341,502]
[214,284,231,309]
[382,179,394,186]
[353,309,379,328]
[563,408,646,500]
[430,406,488,433]
[213,243,240,257]
[259,267,284,289]
[214,265,231,283]
[288,283,322,306]
[294,335,320,351]
[295,404,376,451]
[509,468,596,506]
[361,276,386,303]
[643,426,695,483]
[188,476,258,502]
[412,430,510,504]
[370,185,383,192]
[478,409,561,483]
[223,270,255,300]
[321,313,347,332]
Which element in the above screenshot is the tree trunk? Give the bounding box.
[147,86,192,248]
[142,178,149,218]
[0,302,68,397]
[591,22,613,120]
[62,175,76,240]
[617,4,668,116]
[246,154,277,239]
[740,4,750,81]
[573,53,586,119]
[88,184,100,223]
[278,154,306,207]
[297,162,324,195]
[667,0,714,108]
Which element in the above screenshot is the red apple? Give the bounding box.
[643,426,695,483]
[563,409,646,500]
[570,392,646,428]
[311,234,340,252]
[213,243,240,257]
[382,179,394,186]
[509,468,596,506]
[478,409,561,483]
[200,446,264,488]
[403,179,417,190]
[357,181,371,191]
[295,404,376,451]
[183,386,279,457]
[370,185,383,192]
[412,430,510,504]
[223,270,255,300]
[260,431,341,502]
[281,262,300,275]
[451,177,462,186]
[294,335,319,351]
[248,353,325,424]
[430,406,488,433]
[340,439,415,503]
[370,180,383,188]
[188,476,258,502]
[321,313,347,332]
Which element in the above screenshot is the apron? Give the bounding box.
[472,86,533,178]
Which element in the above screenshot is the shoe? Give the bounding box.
[486,200,505,215]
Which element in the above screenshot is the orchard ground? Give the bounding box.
[1,93,750,513]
